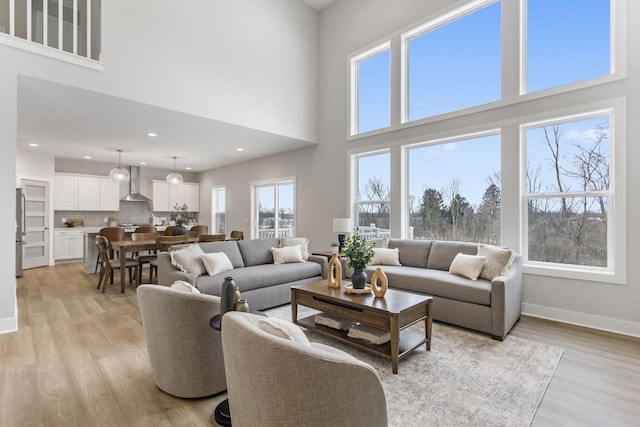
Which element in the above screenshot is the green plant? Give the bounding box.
[170,203,189,227]
[330,242,339,247]
[343,228,374,270]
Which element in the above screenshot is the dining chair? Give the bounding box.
[132,232,160,285]
[95,226,126,276]
[164,226,177,236]
[95,235,139,293]
[135,225,157,233]
[187,225,208,239]
[198,233,226,242]
[149,235,189,274]
[230,230,244,240]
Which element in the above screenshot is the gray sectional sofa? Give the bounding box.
[157,238,326,311]
[363,239,523,340]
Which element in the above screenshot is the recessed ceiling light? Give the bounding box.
[236,148,244,152]
[147,132,157,137]
[29,143,39,147]
[140,162,147,165]
[186,167,192,170]
[83,156,92,159]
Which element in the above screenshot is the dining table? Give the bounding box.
[109,237,198,290]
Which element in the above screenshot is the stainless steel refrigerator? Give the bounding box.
[16,188,25,277]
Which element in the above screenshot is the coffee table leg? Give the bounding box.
[291,290,298,322]
[425,300,432,351]
[390,316,399,374]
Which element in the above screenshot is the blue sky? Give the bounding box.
[357,0,610,209]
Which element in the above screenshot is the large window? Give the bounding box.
[405,0,501,121]
[211,186,226,234]
[525,0,611,93]
[354,151,390,240]
[407,134,501,243]
[253,179,295,239]
[350,43,391,135]
[523,113,612,269]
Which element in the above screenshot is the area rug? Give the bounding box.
[265,304,563,427]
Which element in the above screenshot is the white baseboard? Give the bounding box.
[0,315,18,335]
[522,303,640,339]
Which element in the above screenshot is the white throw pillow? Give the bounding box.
[170,280,201,294]
[258,318,311,346]
[201,252,234,276]
[449,253,486,281]
[477,245,514,280]
[279,237,310,260]
[170,244,207,276]
[370,247,401,266]
[271,245,305,264]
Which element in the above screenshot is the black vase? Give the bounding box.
[220,277,236,317]
[172,225,187,236]
[351,268,367,289]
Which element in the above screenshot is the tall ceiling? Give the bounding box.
[17,76,316,173]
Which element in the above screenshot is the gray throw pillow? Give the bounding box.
[170,244,207,276]
[477,245,513,280]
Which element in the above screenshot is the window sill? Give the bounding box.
[523,263,626,285]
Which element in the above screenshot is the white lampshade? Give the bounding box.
[332,218,352,233]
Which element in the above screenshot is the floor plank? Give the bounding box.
[3,263,640,426]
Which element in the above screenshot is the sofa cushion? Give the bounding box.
[449,253,486,280]
[427,240,479,271]
[238,238,280,267]
[271,245,305,264]
[388,239,432,268]
[366,265,491,306]
[196,241,245,269]
[478,245,513,280]
[279,237,309,260]
[196,262,322,295]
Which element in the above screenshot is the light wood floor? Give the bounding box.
[3,263,639,426]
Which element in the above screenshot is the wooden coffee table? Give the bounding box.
[291,280,433,374]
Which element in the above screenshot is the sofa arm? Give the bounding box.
[157,252,197,287]
[308,255,328,279]
[490,254,523,340]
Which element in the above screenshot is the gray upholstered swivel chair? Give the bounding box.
[137,285,226,398]
[221,312,388,427]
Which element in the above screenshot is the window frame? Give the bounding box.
[210,185,226,234]
[520,102,626,284]
[348,41,391,137]
[250,177,296,240]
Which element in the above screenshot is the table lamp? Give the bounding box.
[332,218,352,253]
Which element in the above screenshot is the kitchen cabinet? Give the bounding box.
[152,181,170,212]
[54,229,84,260]
[152,180,199,211]
[54,174,119,211]
[100,178,121,211]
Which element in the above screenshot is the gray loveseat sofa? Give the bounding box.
[157,238,326,311]
[363,239,523,340]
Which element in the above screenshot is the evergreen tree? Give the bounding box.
[420,187,445,239]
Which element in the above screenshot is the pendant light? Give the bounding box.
[109,149,130,184]
[166,156,184,188]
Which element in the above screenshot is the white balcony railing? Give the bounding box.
[1,0,101,67]
[257,228,295,239]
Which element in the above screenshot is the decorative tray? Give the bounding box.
[344,284,372,294]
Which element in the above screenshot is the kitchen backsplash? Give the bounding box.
[54,201,198,228]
